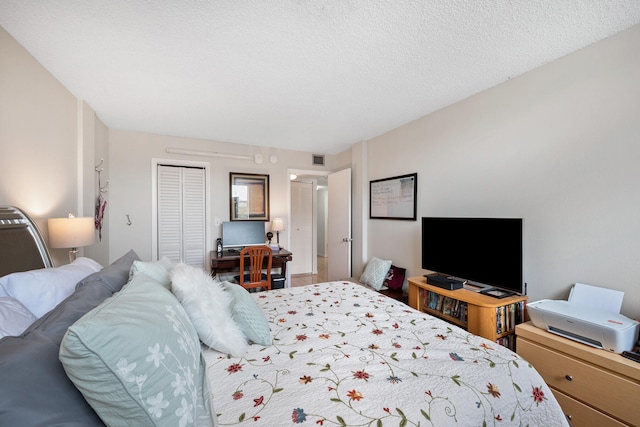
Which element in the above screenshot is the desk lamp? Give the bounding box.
[48,214,95,262]
[270,218,285,247]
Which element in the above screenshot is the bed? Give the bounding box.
[204,281,568,426]
[0,206,569,426]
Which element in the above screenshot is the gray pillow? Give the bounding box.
[76,249,141,292]
[0,250,140,427]
[25,249,140,338]
[0,328,105,426]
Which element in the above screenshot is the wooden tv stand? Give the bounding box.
[407,276,527,349]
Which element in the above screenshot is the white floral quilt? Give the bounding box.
[204,281,568,426]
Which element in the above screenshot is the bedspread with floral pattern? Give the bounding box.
[204,281,568,426]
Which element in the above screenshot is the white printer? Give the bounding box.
[528,299,639,353]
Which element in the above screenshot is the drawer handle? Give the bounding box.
[564,374,573,381]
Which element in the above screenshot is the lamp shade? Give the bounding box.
[48,216,95,249]
[270,218,285,232]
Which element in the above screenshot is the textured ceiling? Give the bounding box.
[1,1,640,155]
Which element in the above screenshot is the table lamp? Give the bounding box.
[270,218,285,247]
[48,214,95,262]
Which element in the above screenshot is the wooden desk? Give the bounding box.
[210,248,293,278]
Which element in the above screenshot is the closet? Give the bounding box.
[157,165,206,268]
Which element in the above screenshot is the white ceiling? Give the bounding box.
[2,1,639,155]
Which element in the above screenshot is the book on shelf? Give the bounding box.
[442,297,452,315]
[421,290,468,323]
[496,334,517,350]
[495,301,525,335]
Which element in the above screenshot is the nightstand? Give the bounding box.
[378,288,408,304]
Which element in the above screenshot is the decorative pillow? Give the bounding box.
[76,249,140,293]
[0,250,140,427]
[383,265,407,291]
[0,296,37,338]
[59,273,216,427]
[170,264,248,356]
[222,281,271,346]
[129,257,175,288]
[359,257,392,291]
[0,257,102,318]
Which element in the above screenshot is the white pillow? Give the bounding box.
[0,257,102,318]
[0,296,37,338]
[170,263,248,357]
[359,257,393,291]
[129,257,175,288]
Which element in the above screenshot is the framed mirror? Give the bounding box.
[230,172,270,221]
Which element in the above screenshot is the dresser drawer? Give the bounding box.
[518,339,640,425]
[551,388,627,427]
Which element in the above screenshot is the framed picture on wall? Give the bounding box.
[369,173,417,220]
[230,172,270,221]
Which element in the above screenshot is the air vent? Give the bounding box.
[312,154,325,166]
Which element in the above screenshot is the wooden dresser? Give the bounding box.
[516,322,640,426]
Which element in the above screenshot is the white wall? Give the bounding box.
[0,27,106,266]
[0,26,76,219]
[1,24,337,270]
[364,25,640,318]
[4,21,639,318]
[107,130,336,264]
[83,110,110,264]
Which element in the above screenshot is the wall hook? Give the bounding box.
[126,214,132,226]
[95,159,107,195]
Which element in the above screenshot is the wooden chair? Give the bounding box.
[236,245,272,291]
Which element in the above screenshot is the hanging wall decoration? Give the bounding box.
[369,173,417,220]
[95,159,108,240]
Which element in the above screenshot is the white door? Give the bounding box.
[328,168,351,280]
[157,165,206,268]
[290,181,313,274]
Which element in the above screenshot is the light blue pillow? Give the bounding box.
[222,281,271,346]
[129,257,175,288]
[359,257,392,291]
[59,273,216,427]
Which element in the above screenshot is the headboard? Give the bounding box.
[0,206,53,276]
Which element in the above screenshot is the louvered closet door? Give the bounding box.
[157,165,206,268]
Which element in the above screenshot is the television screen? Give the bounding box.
[222,221,266,249]
[421,217,523,293]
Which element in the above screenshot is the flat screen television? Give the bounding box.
[222,221,266,249]
[421,217,523,294]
